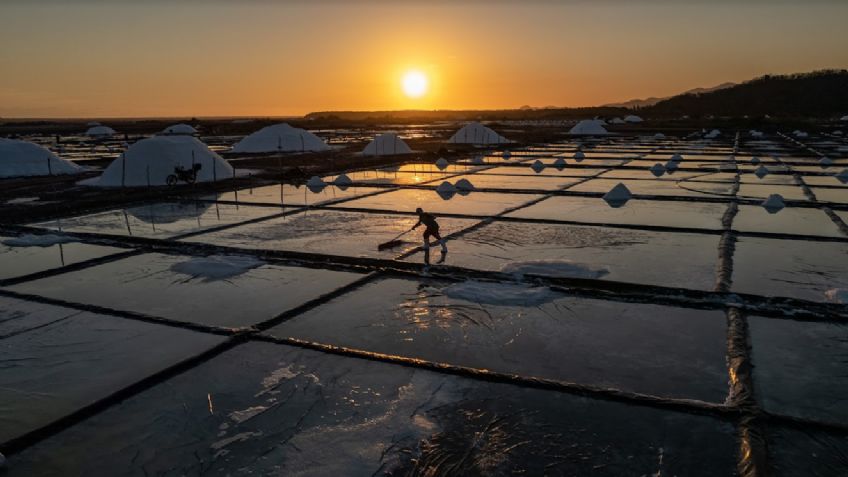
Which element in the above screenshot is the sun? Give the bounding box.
[402,70,428,98]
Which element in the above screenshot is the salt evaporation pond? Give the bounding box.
[1,131,846,475]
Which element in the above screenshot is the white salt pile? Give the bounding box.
[665,160,679,172]
[162,124,197,135]
[820,157,833,168]
[573,151,585,161]
[435,181,457,200]
[654,133,666,139]
[440,280,562,306]
[624,115,643,123]
[603,182,632,207]
[754,165,769,179]
[761,194,785,214]
[86,125,116,137]
[530,160,545,173]
[2,233,76,247]
[0,138,83,178]
[609,117,625,124]
[306,176,326,192]
[435,157,449,170]
[171,255,265,282]
[568,120,609,135]
[704,129,721,139]
[94,136,233,187]
[447,122,509,145]
[231,123,329,153]
[670,153,683,162]
[650,163,666,177]
[553,157,566,169]
[836,169,848,184]
[501,260,609,279]
[362,133,412,156]
[454,178,475,191]
[333,173,353,189]
[751,156,761,165]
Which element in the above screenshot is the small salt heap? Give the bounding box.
[334,173,353,190]
[665,160,679,172]
[835,168,848,184]
[553,157,566,169]
[306,176,326,193]
[435,181,457,200]
[454,178,475,192]
[751,156,761,165]
[670,153,683,162]
[573,151,585,162]
[649,163,666,177]
[761,194,785,214]
[603,182,632,208]
[820,157,833,169]
[435,157,449,170]
[654,133,665,139]
[754,165,769,179]
[530,160,545,173]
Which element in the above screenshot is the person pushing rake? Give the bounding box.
[378,207,448,264]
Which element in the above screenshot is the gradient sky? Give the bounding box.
[1,0,847,118]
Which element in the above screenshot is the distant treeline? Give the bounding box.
[303,107,629,124]
[642,69,848,118]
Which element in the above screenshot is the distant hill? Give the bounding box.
[603,82,736,109]
[643,70,848,118]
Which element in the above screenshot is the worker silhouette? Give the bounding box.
[412,207,447,264]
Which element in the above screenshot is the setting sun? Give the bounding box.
[401,70,428,99]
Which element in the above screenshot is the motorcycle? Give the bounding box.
[166,163,202,186]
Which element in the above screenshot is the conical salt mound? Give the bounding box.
[649,163,666,177]
[530,160,545,173]
[654,133,665,139]
[820,157,833,168]
[553,157,566,169]
[334,173,353,188]
[86,125,116,137]
[762,194,785,214]
[362,133,412,156]
[162,124,198,135]
[573,151,586,161]
[670,153,683,162]
[231,123,329,153]
[568,120,609,135]
[623,115,643,123]
[603,183,632,208]
[0,138,83,178]
[665,160,679,172]
[454,178,475,191]
[435,181,457,200]
[836,168,848,184]
[751,156,761,165]
[94,136,232,187]
[306,176,327,193]
[447,122,509,145]
[435,157,449,170]
[436,181,457,193]
[754,165,769,179]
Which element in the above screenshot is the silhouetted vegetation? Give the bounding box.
[644,70,848,118]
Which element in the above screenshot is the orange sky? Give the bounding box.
[1,1,847,118]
